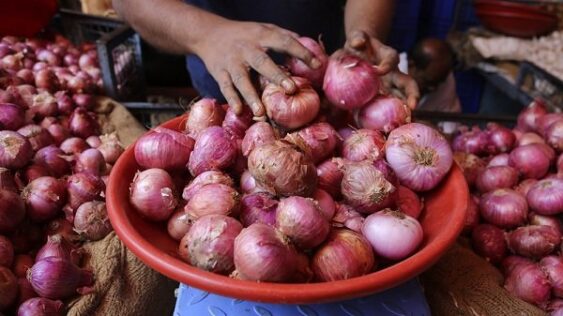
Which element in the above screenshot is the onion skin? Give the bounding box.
[332,203,364,233]
[262,76,320,130]
[276,196,330,249]
[33,145,71,178]
[239,192,278,227]
[526,179,563,215]
[167,209,195,241]
[75,148,106,176]
[312,229,375,281]
[28,257,93,300]
[97,133,124,164]
[503,259,550,309]
[0,267,17,310]
[539,256,563,298]
[528,213,562,234]
[66,172,104,211]
[341,129,385,162]
[476,166,519,193]
[515,179,538,197]
[471,224,507,264]
[0,189,26,233]
[0,131,33,169]
[0,103,25,130]
[130,168,178,222]
[509,144,551,179]
[59,137,88,155]
[453,152,486,187]
[316,158,344,199]
[222,105,253,139]
[248,140,317,197]
[323,51,380,110]
[241,122,277,157]
[285,122,341,163]
[452,127,488,155]
[188,126,237,176]
[68,108,100,138]
[184,183,240,218]
[286,37,328,88]
[486,122,515,154]
[0,235,13,267]
[386,123,453,192]
[341,161,396,214]
[312,189,336,220]
[233,223,298,282]
[480,189,528,228]
[358,96,411,134]
[179,214,242,275]
[507,225,561,259]
[239,169,273,195]
[135,127,195,171]
[17,124,54,151]
[182,171,233,202]
[22,176,67,222]
[185,98,225,137]
[74,201,112,241]
[17,297,64,316]
[396,185,424,219]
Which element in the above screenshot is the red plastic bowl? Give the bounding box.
[475,8,558,38]
[107,115,469,304]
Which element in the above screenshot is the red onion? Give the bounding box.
[54,91,74,115]
[241,122,277,156]
[546,120,563,152]
[487,153,510,167]
[528,213,562,234]
[262,76,320,130]
[452,127,488,155]
[74,148,106,176]
[130,168,177,222]
[0,267,17,310]
[44,123,69,146]
[539,256,563,298]
[515,178,538,197]
[66,172,105,210]
[312,188,336,220]
[78,53,97,70]
[312,229,375,281]
[74,201,112,241]
[486,122,515,153]
[59,137,88,155]
[239,169,272,194]
[46,218,79,244]
[35,234,75,262]
[316,158,344,199]
[471,224,507,264]
[517,132,545,147]
[396,185,423,219]
[23,164,52,187]
[17,297,64,316]
[22,176,66,222]
[332,203,364,233]
[72,94,94,110]
[358,96,411,134]
[516,99,547,133]
[453,152,486,187]
[286,37,328,88]
[285,122,341,163]
[2,54,23,71]
[386,123,453,191]
[0,131,33,169]
[33,146,71,178]
[184,183,240,218]
[275,196,329,249]
[36,49,60,66]
[179,214,242,274]
[85,136,101,148]
[222,105,253,139]
[0,168,16,192]
[372,158,399,185]
[233,223,298,282]
[0,189,25,233]
[239,192,278,227]
[480,189,527,228]
[185,98,225,137]
[188,126,237,176]
[167,209,194,241]
[341,129,385,162]
[507,225,561,258]
[526,179,563,215]
[17,124,53,151]
[538,113,563,134]
[341,161,396,214]
[34,69,59,92]
[504,259,550,308]
[323,51,380,110]
[475,166,519,193]
[16,69,34,84]
[248,140,317,197]
[182,170,233,201]
[16,277,37,305]
[68,108,100,138]
[0,103,24,130]
[0,235,13,267]
[135,127,195,171]
[28,256,93,299]
[508,144,551,179]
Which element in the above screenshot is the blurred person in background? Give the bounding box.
[112,0,419,116]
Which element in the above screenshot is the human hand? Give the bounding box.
[195,20,321,116]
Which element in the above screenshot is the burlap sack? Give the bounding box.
[420,241,547,316]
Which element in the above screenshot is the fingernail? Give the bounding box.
[311,58,321,69]
[281,79,294,92]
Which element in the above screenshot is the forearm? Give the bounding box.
[112,0,225,54]
[344,0,395,41]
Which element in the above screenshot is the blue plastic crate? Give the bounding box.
[173,278,430,316]
[418,0,480,39]
[388,0,423,52]
[455,69,485,113]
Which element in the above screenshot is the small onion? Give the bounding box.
[0,189,26,233]
[515,179,538,197]
[66,172,105,211]
[480,189,527,228]
[262,76,320,130]
[33,145,71,178]
[516,99,547,133]
[233,223,298,282]
[185,98,225,137]
[316,158,344,199]
[386,123,453,192]
[68,108,100,138]
[46,218,79,244]
[241,122,277,157]
[135,127,195,171]
[0,103,25,130]
[45,123,69,146]
[538,113,563,135]
[539,256,563,298]
[312,189,336,220]
[239,192,278,227]
[181,170,233,201]
[332,203,364,233]
[30,92,57,119]
[0,235,13,267]
[59,137,88,155]
[239,169,272,194]
[341,161,396,214]
[17,297,64,316]
[485,122,515,154]
[0,131,33,169]
[0,267,17,310]
[545,120,563,152]
[487,153,510,167]
[285,122,341,163]
[276,196,330,249]
[507,225,561,259]
[452,127,488,155]
[179,214,242,274]
[396,185,424,219]
[517,132,545,147]
[22,176,67,222]
[28,257,93,299]
[167,209,195,241]
[476,166,519,193]
[286,37,328,88]
[34,69,59,92]
[222,105,253,139]
[323,51,380,110]
[184,183,240,218]
[453,152,486,187]
[55,91,75,114]
[188,126,237,176]
[74,201,112,241]
[85,136,101,148]
[72,94,94,110]
[509,144,551,179]
[526,179,563,215]
[312,229,375,281]
[471,223,507,264]
[35,234,75,263]
[503,259,550,309]
[97,133,124,164]
[130,168,177,222]
[341,129,385,162]
[75,148,105,176]
[248,140,317,197]
[358,96,411,134]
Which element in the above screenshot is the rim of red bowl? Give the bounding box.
[107,115,469,304]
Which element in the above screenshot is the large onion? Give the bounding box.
[526,179,563,215]
[185,98,225,137]
[357,96,411,134]
[480,189,527,228]
[129,168,178,222]
[275,196,330,249]
[285,122,340,163]
[135,127,195,171]
[188,126,237,176]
